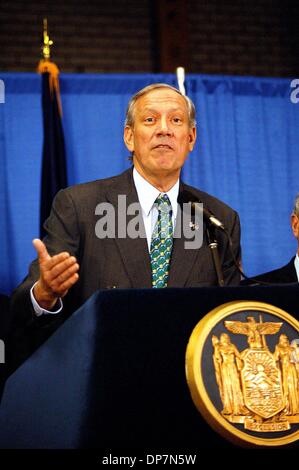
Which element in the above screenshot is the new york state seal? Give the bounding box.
[185,301,299,447]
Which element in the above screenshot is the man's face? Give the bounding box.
[124,88,196,183]
[291,213,299,253]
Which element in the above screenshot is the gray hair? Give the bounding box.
[124,83,196,129]
[294,194,299,216]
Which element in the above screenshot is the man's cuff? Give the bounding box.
[30,282,63,316]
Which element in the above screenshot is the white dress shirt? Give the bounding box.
[133,167,179,251]
[294,253,299,281]
[31,167,180,316]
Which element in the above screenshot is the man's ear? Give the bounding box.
[291,214,299,239]
[124,126,134,152]
[188,127,197,152]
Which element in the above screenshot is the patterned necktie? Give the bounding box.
[150,194,173,288]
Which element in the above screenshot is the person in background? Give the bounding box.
[248,194,299,284]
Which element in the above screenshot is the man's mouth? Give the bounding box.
[153,144,173,150]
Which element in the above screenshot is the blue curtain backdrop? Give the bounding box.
[0,72,298,295]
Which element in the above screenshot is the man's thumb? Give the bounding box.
[32,239,50,262]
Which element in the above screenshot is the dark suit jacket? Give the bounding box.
[9,168,241,371]
[0,294,9,399]
[243,257,298,285]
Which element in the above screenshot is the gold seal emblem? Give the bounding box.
[185,301,299,447]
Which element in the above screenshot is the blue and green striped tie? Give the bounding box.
[150,194,173,288]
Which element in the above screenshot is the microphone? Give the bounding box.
[177,190,225,231]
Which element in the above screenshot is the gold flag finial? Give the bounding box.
[42,18,53,60]
[38,19,62,116]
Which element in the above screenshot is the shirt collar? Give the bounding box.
[133,167,179,217]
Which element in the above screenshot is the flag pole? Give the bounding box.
[37,19,62,116]
[176,66,186,96]
[37,19,67,238]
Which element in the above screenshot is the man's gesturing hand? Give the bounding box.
[32,239,79,310]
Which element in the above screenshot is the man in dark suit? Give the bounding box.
[0,294,9,399]
[247,195,299,284]
[10,83,241,370]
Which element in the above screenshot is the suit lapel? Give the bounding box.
[167,183,203,287]
[104,171,209,288]
[105,168,152,288]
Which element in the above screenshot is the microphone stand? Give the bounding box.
[206,224,224,286]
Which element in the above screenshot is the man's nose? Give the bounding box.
[157,116,173,135]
